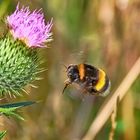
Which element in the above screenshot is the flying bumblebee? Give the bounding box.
[63,63,111,97]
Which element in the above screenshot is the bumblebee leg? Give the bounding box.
[62,79,71,94]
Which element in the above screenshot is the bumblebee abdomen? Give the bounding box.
[94,69,110,96]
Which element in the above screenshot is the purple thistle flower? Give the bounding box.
[7,4,53,48]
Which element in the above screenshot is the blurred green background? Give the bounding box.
[0,0,140,140]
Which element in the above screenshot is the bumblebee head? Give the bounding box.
[67,64,79,82]
[62,64,79,94]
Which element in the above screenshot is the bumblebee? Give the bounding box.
[63,64,111,97]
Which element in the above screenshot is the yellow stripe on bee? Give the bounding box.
[95,69,106,91]
[78,64,85,80]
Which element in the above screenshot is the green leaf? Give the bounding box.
[0,101,36,120]
[0,101,36,108]
[0,131,6,140]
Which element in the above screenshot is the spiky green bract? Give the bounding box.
[0,34,40,97]
[0,101,36,120]
[0,131,6,140]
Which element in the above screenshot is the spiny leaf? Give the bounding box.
[0,131,6,140]
[0,101,36,120]
[7,111,25,121]
[0,101,36,108]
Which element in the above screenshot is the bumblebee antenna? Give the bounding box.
[60,63,67,69]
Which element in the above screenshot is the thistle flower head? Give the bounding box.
[0,4,53,97]
[7,4,53,48]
